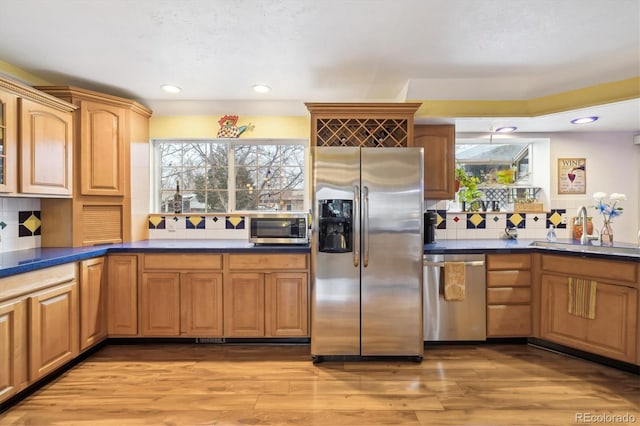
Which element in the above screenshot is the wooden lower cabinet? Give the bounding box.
[79,257,107,350]
[28,281,79,381]
[107,254,138,336]
[224,273,265,337]
[140,273,180,336]
[486,254,532,337]
[540,273,637,363]
[266,272,308,336]
[223,271,309,337]
[0,299,27,403]
[180,272,223,337]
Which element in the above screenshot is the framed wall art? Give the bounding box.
[558,158,586,194]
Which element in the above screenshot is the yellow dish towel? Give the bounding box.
[567,277,597,319]
[444,262,465,301]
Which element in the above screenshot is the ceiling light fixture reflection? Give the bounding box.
[161,84,182,94]
[495,126,517,133]
[570,116,599,124]
[252,84,271,93]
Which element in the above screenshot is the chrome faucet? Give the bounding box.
[577,205,598,245]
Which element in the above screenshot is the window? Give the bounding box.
[455,142,532,185]
[152,139,308,213]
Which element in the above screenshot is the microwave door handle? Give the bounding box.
[353,185,360,268]
[363,185,369,268]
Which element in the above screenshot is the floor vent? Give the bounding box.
[196,338,225,344]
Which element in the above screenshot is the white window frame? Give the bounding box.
[150,138,310,214]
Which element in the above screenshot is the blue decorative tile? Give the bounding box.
[547,209,566,229]
[186,216,206,229]
[507,213,526,229]
[148,215,166,229]
[436,209,447,229]
[226,216,245,229]
[19,210,41,237]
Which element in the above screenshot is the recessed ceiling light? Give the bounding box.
[495,126,517,133]
[252,84,271,93]
[161,84,181,94]
[571,116,598,124]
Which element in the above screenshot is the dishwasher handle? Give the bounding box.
[424,260,485,268]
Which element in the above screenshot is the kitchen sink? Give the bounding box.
[530,241,640,257]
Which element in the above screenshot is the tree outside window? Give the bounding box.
[154,139,307,213]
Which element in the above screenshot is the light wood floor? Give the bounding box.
[1,343,638,426]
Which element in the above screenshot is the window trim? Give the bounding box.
[150,138,309,214]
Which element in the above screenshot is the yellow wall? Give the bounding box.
[149,115,310,139]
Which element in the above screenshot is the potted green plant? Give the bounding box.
[455,167,483,211]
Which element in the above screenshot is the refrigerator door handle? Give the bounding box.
[363,185,369,267]
[353,185,360,267]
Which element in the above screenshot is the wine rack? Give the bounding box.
[306,103,421,148]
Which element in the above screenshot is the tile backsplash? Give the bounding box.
[148,214,248,240]
[0,197,41,252]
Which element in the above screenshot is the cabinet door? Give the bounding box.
[28,281,79,381]
[487,305,531,337]
[224,273,265,337]
[0,88,18,194]
[141,272,180,336]
[414,125,455,200]
[18,98,73,196]
[107,255,138,336]
[79,257,107,351]
[0,299,27,403]
[541,273,638,363]
[180,272,223,337]
[80,100,126,196]
[265,272,308,337]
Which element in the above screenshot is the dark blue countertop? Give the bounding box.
[424,238,640,262]
[0,240,311,278]
[0,238,637,279]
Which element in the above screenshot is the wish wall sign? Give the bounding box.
[558,158,586,194]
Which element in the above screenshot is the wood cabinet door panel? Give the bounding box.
[266,272,308,337]
[144,254,223,271]
[107,255,138,336]
[80,101,125,196]
[414,124,455,200]
[79,257,107,351]
[487,254,532,270]
[541,255,637,284]
[487,270,531,287]
[487,287,531,304]
[28,282,78,381]
[141,273,180,336]
[18,98,73,196]
[487,305,531,337]
[224,273,265,336]
[180,272,223,337]
[0,88,18,194]
[228,254,307,271]
[0,300,27,403]
[541,273,637,363]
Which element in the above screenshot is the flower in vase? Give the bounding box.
[593,192,626,224]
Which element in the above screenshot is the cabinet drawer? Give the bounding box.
[487,287,531,304]
[487,305,531,337]
[143,254,223,271]
[487,270,531,287]
[541,254,637,284]
[228,254,308,270]
[486,254,531,271]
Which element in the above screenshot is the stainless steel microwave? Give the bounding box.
[248,214,308,245]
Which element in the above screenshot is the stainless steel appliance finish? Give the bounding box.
[423,254,486,341]
[248,213,308,245]
[312,147,424,359]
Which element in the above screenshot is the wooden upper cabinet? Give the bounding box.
[0,87,18,194]
[414,124,455,200]
[79,100,126,196]
[18,98,74,196]
[306,103,421,147]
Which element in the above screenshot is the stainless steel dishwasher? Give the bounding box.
[423,254,486,341]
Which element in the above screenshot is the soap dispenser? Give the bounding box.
[546,225,557,242]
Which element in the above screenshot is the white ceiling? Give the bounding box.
[0,0,639,133]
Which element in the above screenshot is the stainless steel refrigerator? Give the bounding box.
[311,146,424,360]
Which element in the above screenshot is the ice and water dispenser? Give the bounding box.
[318,199,353,253]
